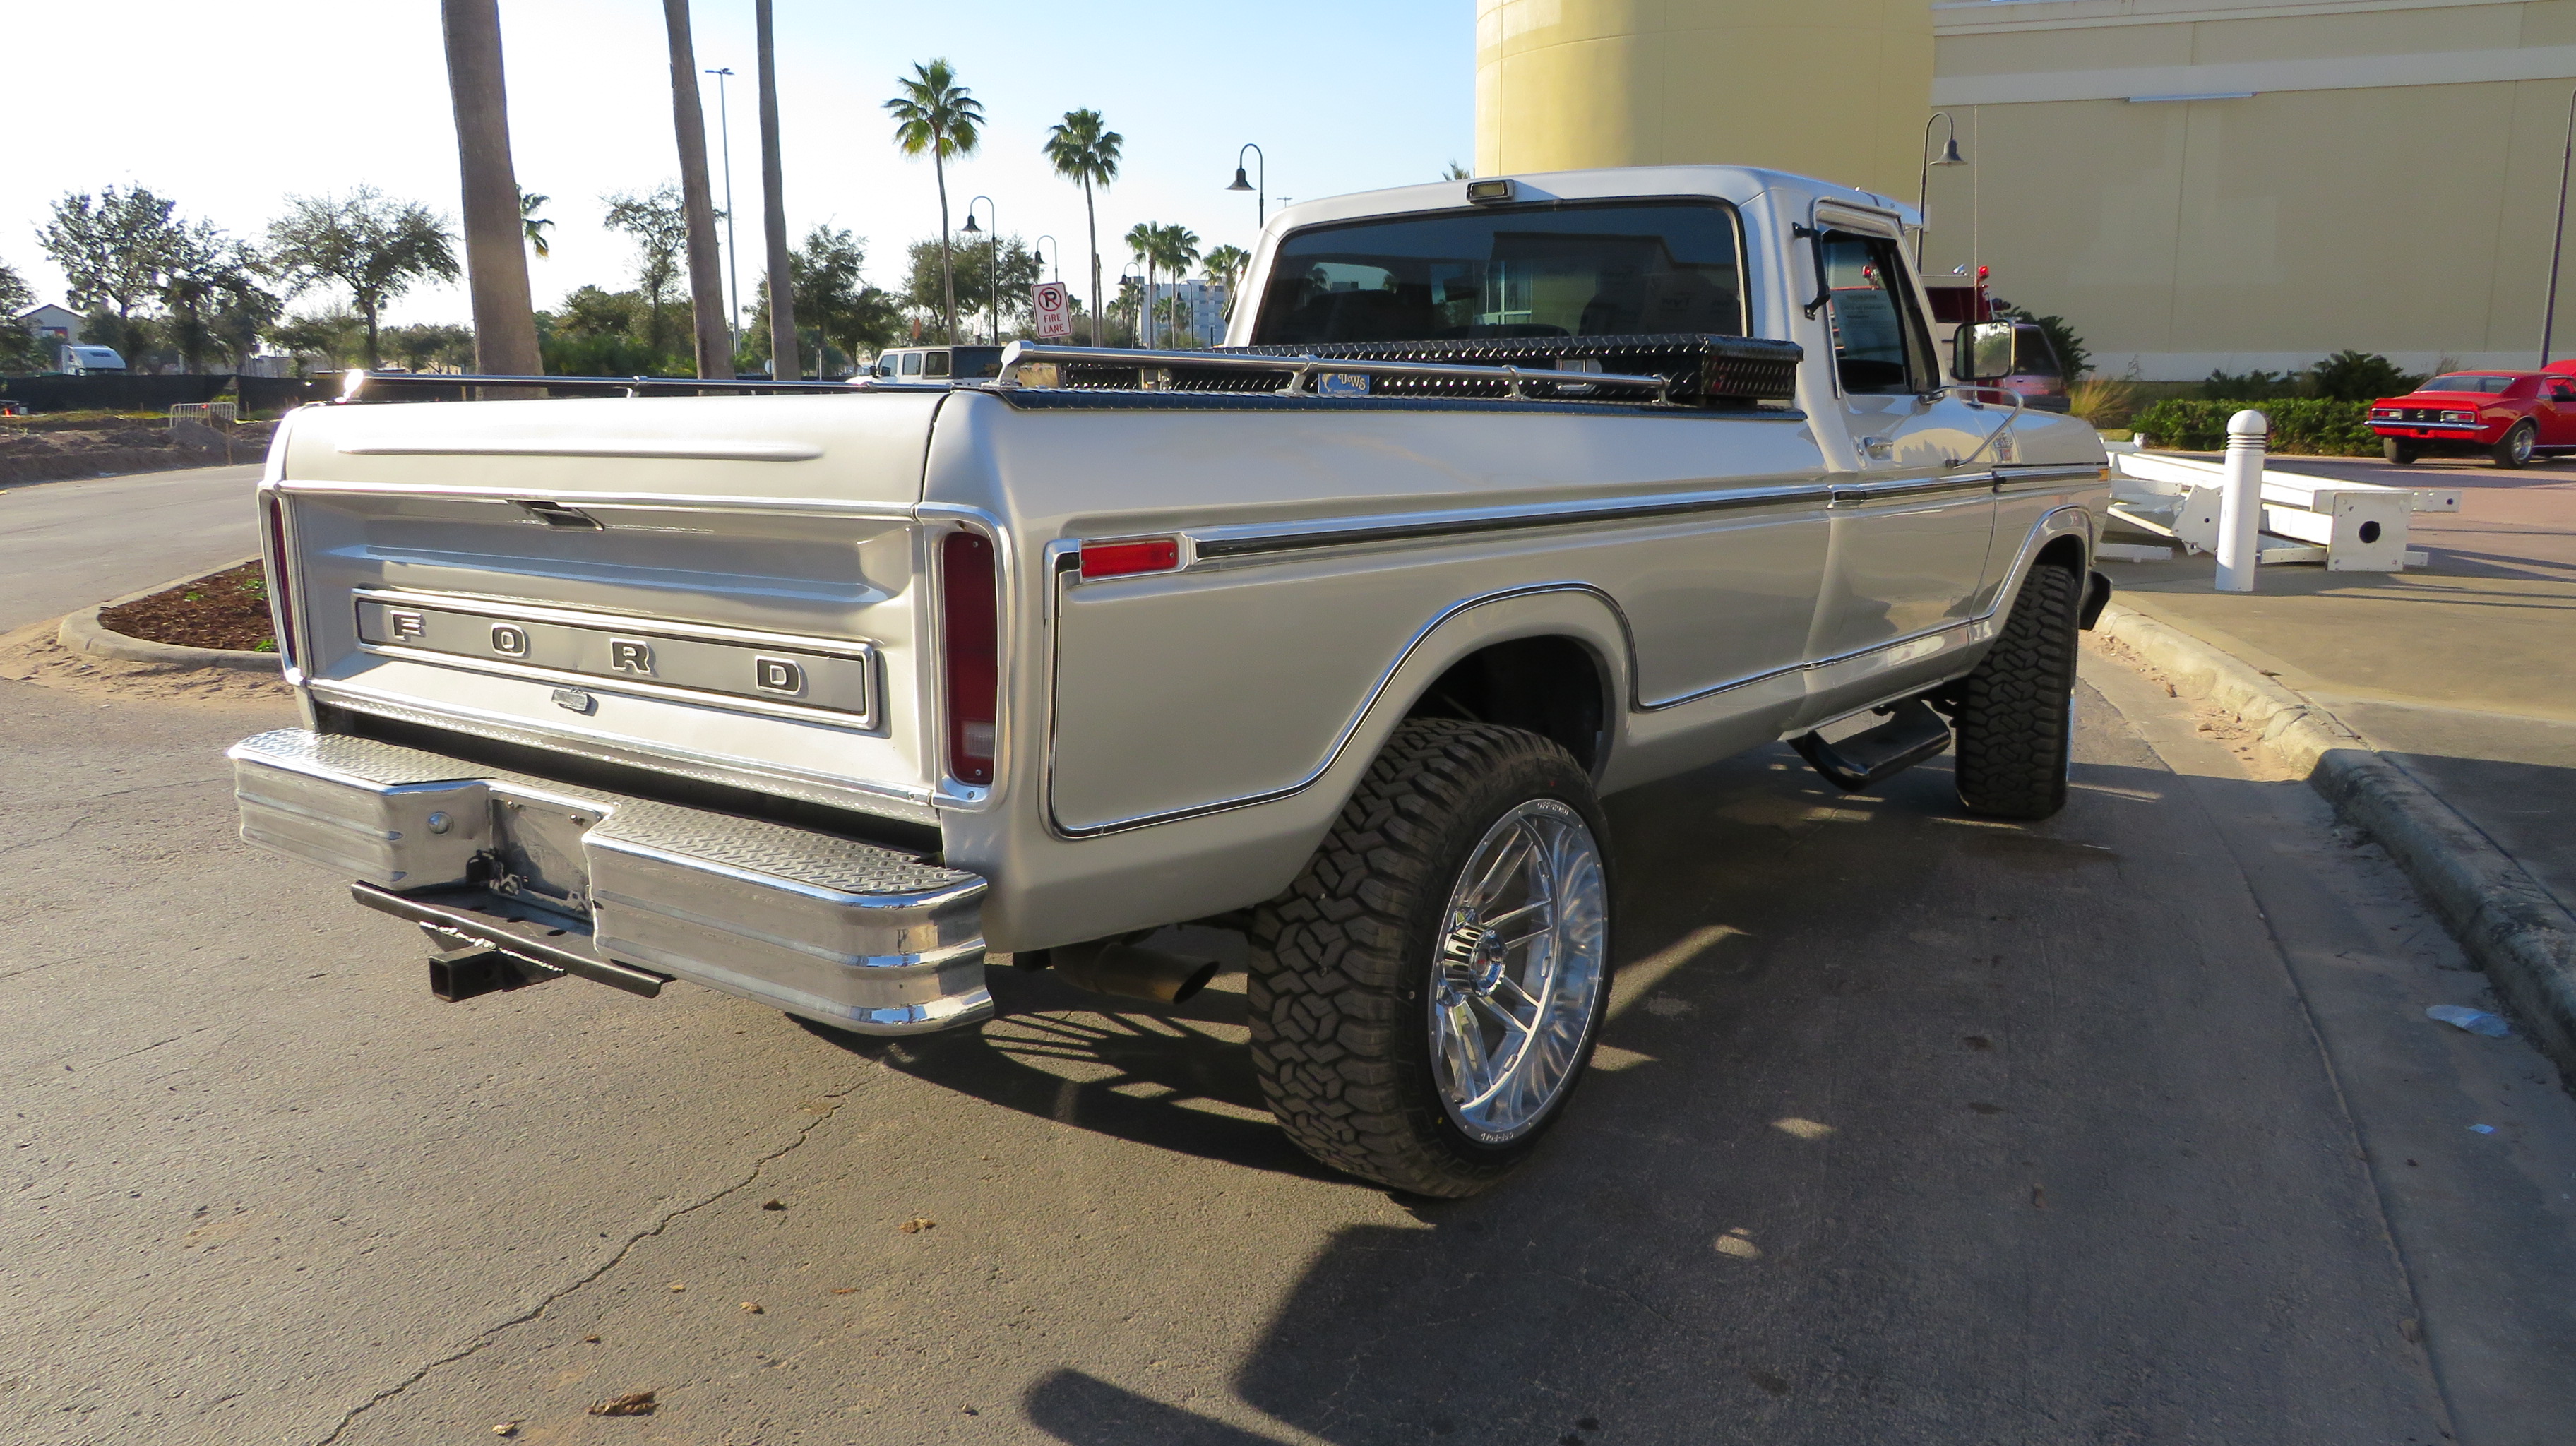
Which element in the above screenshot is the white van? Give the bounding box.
[869,345,1005,381]
[63,345,127,375]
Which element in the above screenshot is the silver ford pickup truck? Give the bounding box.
[229,165,2109,1196]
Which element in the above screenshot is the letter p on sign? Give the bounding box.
[1032,282,1072,340]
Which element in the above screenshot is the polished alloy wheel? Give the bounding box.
[1429,798,1609,1143]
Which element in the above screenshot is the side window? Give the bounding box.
[1820,229,1936,395]
[2553,379,2576,402]
[923,352,952,378]
[900,352,922,376]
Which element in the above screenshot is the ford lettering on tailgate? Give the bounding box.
[352,589,876,728]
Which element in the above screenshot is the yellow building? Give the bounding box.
[1477,0,2576,379]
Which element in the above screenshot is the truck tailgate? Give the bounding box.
[270,393,947,822]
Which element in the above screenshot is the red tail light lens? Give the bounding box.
[1078,536,1182,579]
[940,531,998,785]
[261,493,299,669]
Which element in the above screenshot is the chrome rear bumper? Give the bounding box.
[227,729,991,1034]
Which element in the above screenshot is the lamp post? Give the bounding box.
[2544,90,2576,367]
[704,66,741,361]
[961,196,998,345]
[1226,142,1265,232]
[1916,112,1967,267]
[1035,234,1059,284]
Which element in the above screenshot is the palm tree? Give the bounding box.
[1042,109,1121,347]
[885,59,983,345]
[661,0,733,378]
[1203,244,1250,325]
[755,0,798,378]
[439,0,541,376]
[1124,221,1157,349]
[1152,223,1201,345]
[520,191,553,259]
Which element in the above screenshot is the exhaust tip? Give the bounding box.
[1049,940,1220,1005]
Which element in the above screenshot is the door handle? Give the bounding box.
[1860,434,1895,460]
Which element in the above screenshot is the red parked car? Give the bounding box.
[2368,366,2576,466]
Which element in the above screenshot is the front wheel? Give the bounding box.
[1248,720,1612,1197]
[1952,561,2080,820]
[2492,421,2536,468]
[2383,437,2419,465]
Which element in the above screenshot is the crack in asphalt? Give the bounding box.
[307,1079,861,1445]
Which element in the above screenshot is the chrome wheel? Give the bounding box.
[1429,798,1609,1144]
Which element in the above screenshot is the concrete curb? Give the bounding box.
[56,558,282,674]
[2094,601,2576,1079]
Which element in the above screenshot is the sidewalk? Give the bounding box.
[2096,450,2576,1068]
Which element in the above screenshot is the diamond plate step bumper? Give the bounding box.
[227,729,991,1034]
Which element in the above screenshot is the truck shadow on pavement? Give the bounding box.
[993,732,2455,1444]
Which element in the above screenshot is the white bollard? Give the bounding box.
[2215,409,2267,592]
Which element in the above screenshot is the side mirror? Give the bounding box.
[1956,321,2015,382]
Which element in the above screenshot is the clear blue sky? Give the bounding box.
[3,1,1475,329]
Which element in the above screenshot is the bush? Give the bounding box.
[2200,368,2296,401]
[2130,397,2378,455]
[2310,349,2416,402]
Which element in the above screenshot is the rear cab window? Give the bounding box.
[1251,200,1748,345]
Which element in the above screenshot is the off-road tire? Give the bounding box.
[2383,437,2419,465]
[1247,719,1611,1197]
[2493,421,2536,468]
[1952,561,2080,820]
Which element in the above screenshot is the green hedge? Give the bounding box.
[2130,398,2378,456]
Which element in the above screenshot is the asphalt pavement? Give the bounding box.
[0,462,263,632]
[4,645,2571,1445]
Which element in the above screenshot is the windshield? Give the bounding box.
[1251,201,1746,346]
[2423,374,2517,393]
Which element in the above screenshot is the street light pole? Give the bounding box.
[705,66,740,362]
[1227,142,1265,232]
[1035,234,1059,284]
[2544,89,2576,368]
[962,196,998,345]
[1916,112,1966,268]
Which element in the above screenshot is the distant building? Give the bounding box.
[1145,279,1230,347]
[16,304,80,371]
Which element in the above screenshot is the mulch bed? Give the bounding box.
[97,562,277,652]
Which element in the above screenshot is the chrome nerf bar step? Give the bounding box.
[228,729,994,1034]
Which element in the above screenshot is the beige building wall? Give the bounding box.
[1476,0,1935,198]
[1929,0,2576,378]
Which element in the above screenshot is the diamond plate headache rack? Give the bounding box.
[1001,334,1803,407]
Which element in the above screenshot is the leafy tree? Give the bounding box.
[264,187,460,367]
[520,191,554,259]
[0,258,47,373]
[771,226,900,369]
[602,184,689,355]
[884,59,983,347]
[40,186,183,325]
[899,234,1037,341]
[2310,349,2414,403]
[381,322,477,371]
[160,223,274,373]
[1443,161,1472,180]
[269,308,370,372]
[1043,109,1121,346]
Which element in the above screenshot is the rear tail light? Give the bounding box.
[2442,410,2475,423]
[260,493,299,669]
[939,531,999,785]
[1078,535,1183,579]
